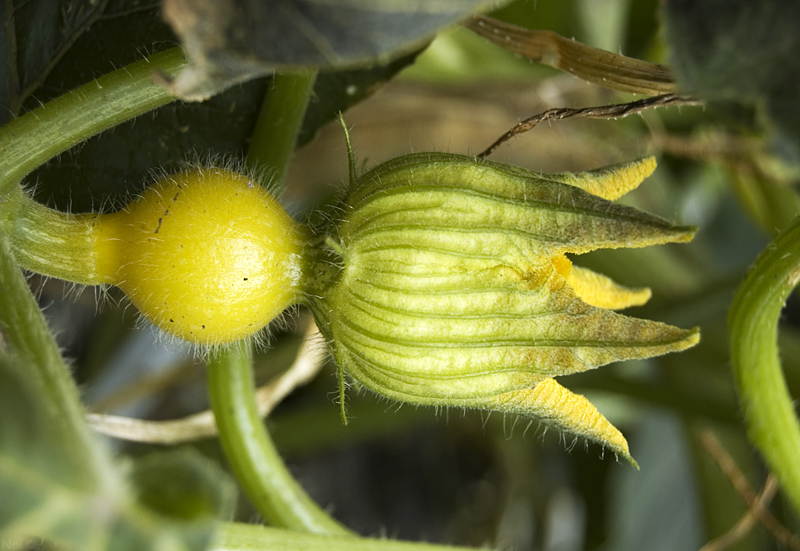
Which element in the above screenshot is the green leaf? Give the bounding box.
[662,0,800,165]
[0,0,177,123]
[129,450,237,537]
[0,355,93,528]
[0,352,235,550]
[2,1,420,212]
[161,0,506,99]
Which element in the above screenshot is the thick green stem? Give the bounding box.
[0,47,185,195]
[205,68,346,534]
[213,522,481,551]
[0,237,115,491]
[729,216,800,516]
[206,343,349,534]
[0,190,104,284]
[246,70,317,182]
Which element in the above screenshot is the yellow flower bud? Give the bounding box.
[309,153,699,467]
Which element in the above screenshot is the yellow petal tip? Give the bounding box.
[568,265,652,309]
[489,380,636,465]
[557,156,657,200]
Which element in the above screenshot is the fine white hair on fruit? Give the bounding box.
[75,160,310,348]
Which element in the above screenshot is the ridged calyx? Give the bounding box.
[309,152,699,466]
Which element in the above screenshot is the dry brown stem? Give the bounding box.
[87,322,327,444]
[699,429,800,551]
[466,15,676,96]
[478,94,701,158]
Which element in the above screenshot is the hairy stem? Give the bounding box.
[206,342,349,534]
[0,47,185,195]
[729,216,800,516]
[1,190,105,284]
[213,522,481,551]
[246,70,318,184]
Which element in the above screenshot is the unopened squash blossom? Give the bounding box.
[1,152,698,466]
[307,153,699,467]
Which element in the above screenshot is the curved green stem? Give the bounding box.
[0,47,185,195]
[0,190,105,284]
[213,522,481,551]
[729,215,800,516]
[246,70,317,183]
[0,238,115,492]
[207,342,350,534]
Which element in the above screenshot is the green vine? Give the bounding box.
[247,70,318,181]
[0,45,347,545]
[213,523,485,551]
[729,216,800,516]
[0,50,186,485]
[207,342,350,535]
[0,47,185,195]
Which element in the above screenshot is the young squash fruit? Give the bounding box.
[6,167,310,345]
[98,168,311,344]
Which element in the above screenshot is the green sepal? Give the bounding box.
[344,153,695,258]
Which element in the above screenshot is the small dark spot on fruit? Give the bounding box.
[202,324,206,329]
[170,318,174,323]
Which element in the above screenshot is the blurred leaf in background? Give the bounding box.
[663,0,800,168]
[0,352,235,550]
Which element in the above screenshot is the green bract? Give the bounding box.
[308,152,700,466]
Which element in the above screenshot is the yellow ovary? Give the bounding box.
[93,168,307,345]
